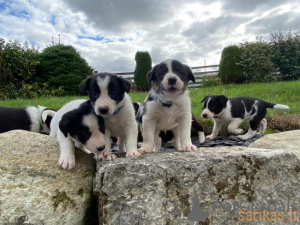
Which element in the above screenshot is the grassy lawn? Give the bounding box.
[1,80,299,134]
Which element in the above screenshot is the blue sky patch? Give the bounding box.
[78,35,114,43]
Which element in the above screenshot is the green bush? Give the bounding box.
[134,51,152,91]
[218,45,243,84]
[0,82,64,100]
[270,30,300,80]
[0,38,39,87]
[34,44,94,95]
[238,38,277,83]
[201,76,221,87]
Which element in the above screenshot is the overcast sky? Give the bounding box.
[1,0,300,72]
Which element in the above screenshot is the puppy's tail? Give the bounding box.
[265,102,289,110]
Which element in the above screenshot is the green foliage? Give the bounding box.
[34,44,94,95]
[218,45,243,84]
[201,76,221,87]
[134,51,152,91]
[270,30,300,80]
[0,82,64,100]
[238,38,277,83]
[0,38,39,87]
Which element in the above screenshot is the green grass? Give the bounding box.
[1,80,299,117]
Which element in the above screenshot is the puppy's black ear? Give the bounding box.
[119,77,131,93]
[218,95,228,107]
[79,76,93,95]
[201,95,210,103]
[147,70,155,82]
[186,65,195,83]
[59,111,76,138]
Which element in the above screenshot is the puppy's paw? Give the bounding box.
[98,151,117,161]
[205,135,215,141]
[236,128,243,134]
[138,144,153,154]
[58,155,75,170]
[199,132,205,144]
[237,134,250,140]
[137,142,143,148]
[126,151,141,158]
[181,143,198,152]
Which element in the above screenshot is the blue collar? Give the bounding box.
[113,100,126,115]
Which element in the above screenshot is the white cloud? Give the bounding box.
[0,0,300,72]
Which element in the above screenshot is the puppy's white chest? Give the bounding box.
[155,105,180,130]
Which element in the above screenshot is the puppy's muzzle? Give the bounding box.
[97,145,105,151]
[98,106,109,115]
[168,77,177,85]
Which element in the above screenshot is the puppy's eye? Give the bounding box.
[90,91,98,98]
[110,91,117,97]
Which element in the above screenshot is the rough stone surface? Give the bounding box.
[249,129,300,160]
[94,147,300,225]
[0,130,97,225]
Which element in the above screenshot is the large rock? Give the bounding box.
[0,130,97,225]
[249,130,300,159]
[94,147,300,225]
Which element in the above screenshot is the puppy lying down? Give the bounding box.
[201,95,289,140]
[50,100,105,170]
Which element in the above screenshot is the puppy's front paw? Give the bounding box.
[59,155,75,170]
[98,151,117,161]
[138,144,153,154]
[236,128,243,134]
[205,135,215,141]
[126,150,141,158]
[181,143,198,152]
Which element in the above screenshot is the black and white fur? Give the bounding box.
[138,59,198,154]
[50,100,106,170]
[201,95,289,140]
[80,73,140,160]
[0,106,55,134]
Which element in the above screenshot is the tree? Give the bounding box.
[134,51,152,91]
[34,44,94,95]
[238,37,277,83]
[270,30,300,80]
[218,45,243,84]
[0,38,39,87]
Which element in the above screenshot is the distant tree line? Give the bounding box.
[0,39,93,99]
[219,30,300,84]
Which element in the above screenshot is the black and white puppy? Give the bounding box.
[0,106,55,134]
[50,100,106,170]
[138,59,198,154]
[201,95,289,140]
[80,73,140,159]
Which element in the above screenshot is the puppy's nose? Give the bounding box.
[97,145,105,151]
[168,77,177,85]
[98,106,109,115]
[202,113,207,118]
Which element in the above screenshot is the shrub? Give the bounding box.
[218,45,243,84]
[0,38,39,87]
[34,44,94,95]
[134,51,152,91]
[270,30,300,80]
[201,76,221,87]
[238,38,277,83]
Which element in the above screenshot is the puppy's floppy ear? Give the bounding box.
[201,95,210,103]
[147,70,155,82]
[41,109,56,123]
[185,65,195,83]
[118,76,131,93]
[79,76,93,95]
[218,95,228,107]
[59,110,76,138]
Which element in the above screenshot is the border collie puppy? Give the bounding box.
[201,95,289,140]
[50,100,105,170]
[0,106,55,134]
[138,59,198,154]
[80,73,141,160]
[134,102,205,144]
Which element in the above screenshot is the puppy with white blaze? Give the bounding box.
[50,100,106,170]
[80,73,141,160]
[201,95,289,140]
[138,59,198,154]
